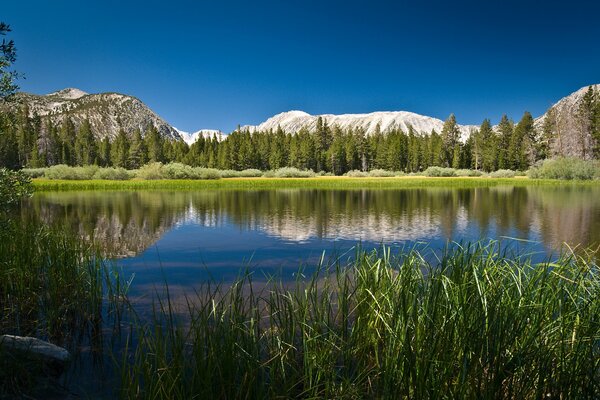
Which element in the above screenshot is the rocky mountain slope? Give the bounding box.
[243,110,477,141]
[1,88,182,141]
[534,84,600,158]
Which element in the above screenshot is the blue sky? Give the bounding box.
[4,0,600,132]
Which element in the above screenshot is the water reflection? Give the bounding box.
[25,187,600,257]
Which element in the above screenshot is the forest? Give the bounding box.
[1,86,599,174]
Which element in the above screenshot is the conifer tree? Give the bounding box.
[74,119,97,165]
[98,137,111,167]
[496,115,513,169]
[111,129,130,168]
[59,116,76,165]
[441,114,461,167]
[128,129,148,168]
[144,125,164,163]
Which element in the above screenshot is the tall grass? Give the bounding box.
[0,219,130,397]
[118,243,600,399]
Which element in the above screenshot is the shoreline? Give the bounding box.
[31,176,600,191]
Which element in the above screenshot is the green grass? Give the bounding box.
[32,176,600,191]
[0,219,129,398]
[118,243,600,399]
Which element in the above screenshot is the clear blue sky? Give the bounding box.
[4,0,600,132]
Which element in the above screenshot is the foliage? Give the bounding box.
[44,164,98,180]
[92,167,132,180]
[455,168,483,177]
[490,169,516,178]
[528,157,599,180]
[0,22,20,98]
[423,166,457,177]
[0,168,31,208]
[265,167,316,178]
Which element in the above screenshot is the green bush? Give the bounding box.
[345,170,368,177]
[194,168,221,180]
[44,165,99,180]
[368,169,397,177]
[92,167,132,180]
[220,169,263,178]
[490,169,516,178]
[455,169,483,177]
[0,169,32,209]
[135,162,164,180]
[423,167,457,177]
[268,167,316,178]
[163,163,197,179]
[528,157,599,180]
[21,168,46,178]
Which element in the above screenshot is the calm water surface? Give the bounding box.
[24,185,600,293]
[19,185,600,397]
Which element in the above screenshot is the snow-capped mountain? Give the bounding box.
[244,110,477,141]
[175,128,226,145]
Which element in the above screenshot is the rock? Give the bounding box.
[0,334,71,366]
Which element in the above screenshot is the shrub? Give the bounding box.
[163,163,197,179]
[92,167,132,180]
[0,169,32,209]
[135,162,164,180]
[44,164,99,180]
[423,167,457,177]
[455,169,483,177]
[345,170,368,177]
[21,168,46,178]
[490,169,516,178]
[220,169,263,178]
[194,168,221,180]
[528,157,599,180]
[368,169,396,177]
[268,167,315,178]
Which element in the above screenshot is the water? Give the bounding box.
[25,185,600,291]
[18,184,600,397]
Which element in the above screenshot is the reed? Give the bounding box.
[117,243,600,399]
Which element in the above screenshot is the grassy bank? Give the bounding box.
[119,243,600,399]
[31,176,600,191]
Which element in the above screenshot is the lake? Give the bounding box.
[24,185,600,294]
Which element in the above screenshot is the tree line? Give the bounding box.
[1,87,599,173]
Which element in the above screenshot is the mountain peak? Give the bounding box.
[47,88,88,100]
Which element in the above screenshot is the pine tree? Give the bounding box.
[128,129,148,168]
[98,137,111,167]
[496,115,513,169]
[74,119,97,165]
[59,116,76,165]
[144,125,164,163]
[111,129,130,168]
[16,104,33,167]
[509,112,535,170]
[441,114,461,167]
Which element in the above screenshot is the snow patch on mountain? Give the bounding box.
[243,110,477,142]
[175,128,226,145]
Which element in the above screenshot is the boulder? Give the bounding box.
[0,334,71,368]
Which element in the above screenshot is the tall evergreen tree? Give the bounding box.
[111,129,130,168]
[74,119,97,165]
[441,114,461,167]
